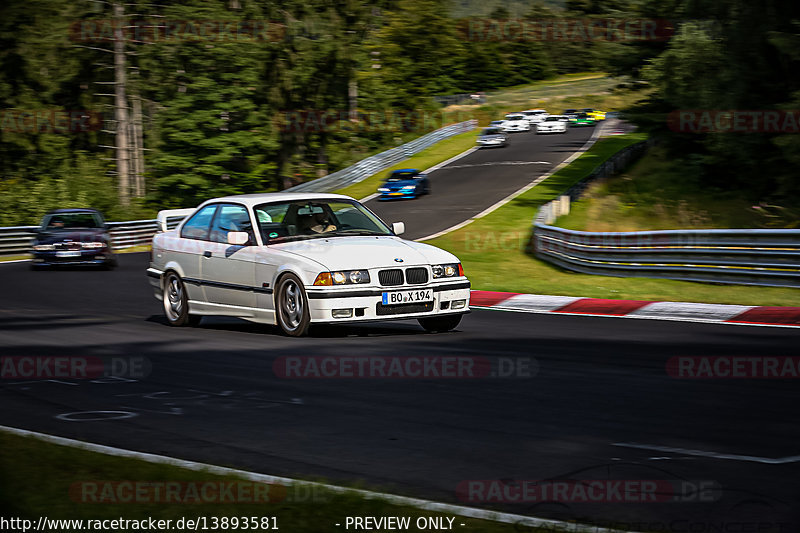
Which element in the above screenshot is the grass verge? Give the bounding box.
[557,145,799,231]
[427,133,800,307]
[0,431,549,533]
[0,254,29,262]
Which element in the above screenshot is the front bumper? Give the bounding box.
[477,139,506,147]
[305,280,471,323]
[32,250,113,266]
[379,190,416,200]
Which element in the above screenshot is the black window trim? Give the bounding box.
[208,201,258,246]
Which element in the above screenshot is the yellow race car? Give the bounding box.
[580,108,606,121]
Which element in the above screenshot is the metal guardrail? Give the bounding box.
[530,139,800,287]
[286,119,477,193]
[532,226,800,288]
[0,217,186,256]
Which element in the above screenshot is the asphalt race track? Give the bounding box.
[2,126,799,531]
[366,126,595,239]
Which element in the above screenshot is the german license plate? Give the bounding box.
[56,250,81,258]
[382,289,433,305]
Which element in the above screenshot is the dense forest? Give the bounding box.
[0,0,799,225]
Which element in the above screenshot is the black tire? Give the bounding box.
[162,272,199,327]
[418,314,462,333]
[275,273,311,337]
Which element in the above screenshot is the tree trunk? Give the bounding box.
[113,2,130,206]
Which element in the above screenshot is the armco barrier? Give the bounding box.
[0,216,186,256]
[529,139,800,287]
[532,226,800,287]
[286,119,477,193]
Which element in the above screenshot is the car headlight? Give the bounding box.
[32,244,55,251]
[315,270,371,286]
[432,263,463,278]
[81,242,105,249]
[378,187,389,192]
[401,185,416,190]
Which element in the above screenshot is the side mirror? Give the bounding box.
[227,231,249,246]
[392,222,405,236]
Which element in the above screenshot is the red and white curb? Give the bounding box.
[470,291,800,328]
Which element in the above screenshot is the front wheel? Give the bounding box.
[418,314,462,333]
[276,273,311,336]
[162,272,200,327]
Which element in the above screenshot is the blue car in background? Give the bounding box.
[377,169,430,200]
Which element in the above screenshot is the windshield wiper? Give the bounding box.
[329,229,386,236]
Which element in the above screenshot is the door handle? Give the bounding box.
[203,251,212,258]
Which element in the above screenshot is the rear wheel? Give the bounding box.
[418,314,462,333]
[276,273,310,336]
[163,272,200,327]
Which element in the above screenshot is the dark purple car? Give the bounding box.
[31,208,117,269]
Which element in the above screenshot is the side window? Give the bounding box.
[209,204,254,244]
[180,205,217,241]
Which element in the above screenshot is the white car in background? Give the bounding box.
[522,109,549,125]
[488,120,509,132]
[476,127,508,148]
[502,113,531,132]
[536,115,568,134]
[147,193,471,336]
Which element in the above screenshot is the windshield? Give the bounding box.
[387,172,418,181]
[564,109,576,114]
[544,117,561,122]
[254,199,393,243]
[42,212,102,230]
[481,128,501,135]
[505,115,524,121]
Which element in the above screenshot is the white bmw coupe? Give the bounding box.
[147,193,471,336]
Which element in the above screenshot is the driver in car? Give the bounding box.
[307,211,337,234]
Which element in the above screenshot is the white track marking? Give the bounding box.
[417,123,608,241]
[438,161,552,170]
[422,147,479,174]
[495,294,582,312]
[628,301,754,322]
[0,424,636,533]
[0,259,31,264]
[613,442,800,464]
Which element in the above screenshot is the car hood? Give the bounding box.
[35,228,108,244]
[271,236,458,270]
